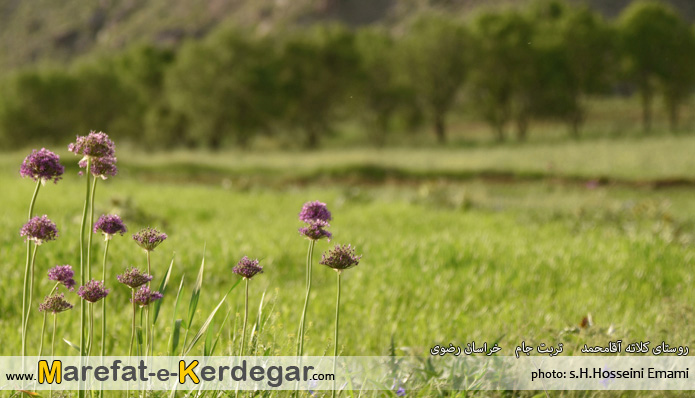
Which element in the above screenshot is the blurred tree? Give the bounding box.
[400,13,468,144]
[469,10,535,141]
[275,24,360,149]
[354,27,414,147]
[529,0,616,137]
[165,27,280,149]
[618,1,695,133]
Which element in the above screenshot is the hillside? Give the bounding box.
[0,0,693,71]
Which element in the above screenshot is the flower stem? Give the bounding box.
[240,278,249,356]
[297,240,315,357]
[21,180,40,362]
[78,158,91,398]
[22,244,39,358]
[146,250,152,357]
[332,272,341,398]
[87,303,94,357]
[51,313,56,398]
[99,239,110,398]
[129,290,136,357]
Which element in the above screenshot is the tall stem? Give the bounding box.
[23,244,39,357]
[240,278,249,356]
[99,239,110,398]
[87,303,94,356]
[332,272,341,398]
[146,250,152,357]
[51,314,56,398]
[297,240,315,357]
[129,290,136,357]
[78,158,91,398]
[21,180,41,362]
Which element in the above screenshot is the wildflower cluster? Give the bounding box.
[299,200,332,241]
[94,214,127,239]
[133,227,168,251]
[69,131,118,179]
[48,265,76,291]
[20,215,58,245]
[20,148,65,184]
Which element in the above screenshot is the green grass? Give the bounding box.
[2,136,695,396]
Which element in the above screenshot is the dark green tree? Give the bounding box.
[400,14,468,144]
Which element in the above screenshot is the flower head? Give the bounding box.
[117,267,153,289]
[79,155,118,179]
[20,215,58,245]
[38,293,73,314]
[77,280,109,303]
[319,244,361,273]
[132,227,167,251]
[20,148,65,184]
[232,256,263,279]
[94,214,127,239]
[299,220,332,241]
[48,265,76,291]
[132,285,163,307]
[299,200,332,223]
[68,131,115,158]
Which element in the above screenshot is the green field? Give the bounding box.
[1,135,695,396]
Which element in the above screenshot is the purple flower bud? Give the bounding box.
[117,267,153,289]
[299,201,332,223]
[68,131,115,158]
[319,244,361,273]
[132,227,167,252]
[38,293,73,314]
[77,280,109,303]
[232,256,263,279]
[299,220,332,241]
[48,265,76,291]
[20,148,65,184]
[20,215,58,245]
[79,155,118,179]
[132,285,163,307]
[94,214,127,239]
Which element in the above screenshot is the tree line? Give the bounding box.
[1,0,694,150]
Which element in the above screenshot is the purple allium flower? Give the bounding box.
[133,227,168,252]
[79,155,118,179]
[77,280,109,303]
[117,267,153,289]
[396,387,406,397]
[299,200,332,223]
[38,293,73,314]
[20,148,65,184]
[319,244,362,273]
[48,265,76,291]
[68,131,115,159]
[131,285,163,307]
[299,220,332,241]
[20,215,58,245]
[232,256,263,279]
[94,214,127,239]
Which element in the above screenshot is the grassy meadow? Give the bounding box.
[1,133,695,397]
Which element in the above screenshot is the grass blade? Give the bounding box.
[168,319,183,357]
[186,248,206,329]
[183,278,241,356]
[153,255,175,325]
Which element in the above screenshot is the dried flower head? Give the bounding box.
[117,267,153,289]
[132,285,163,307]
[38,293,73,314]
[94,214,127,239]
[77,280,109,303]
[20,148,65,184]
[48,265,76,291]
[232,256,263,279]
[319,244,362,273]
[299,200,332,223]
[79,155,118,179]
[132,227,167,251]
[299,220,332,241]
[20,215,58,245]
[68,131,115,158]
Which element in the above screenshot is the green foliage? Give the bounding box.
[275,24,361,149]
[618,0,695,132]
[400,13,468,143]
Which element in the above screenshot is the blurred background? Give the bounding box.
[1,0,695,151]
